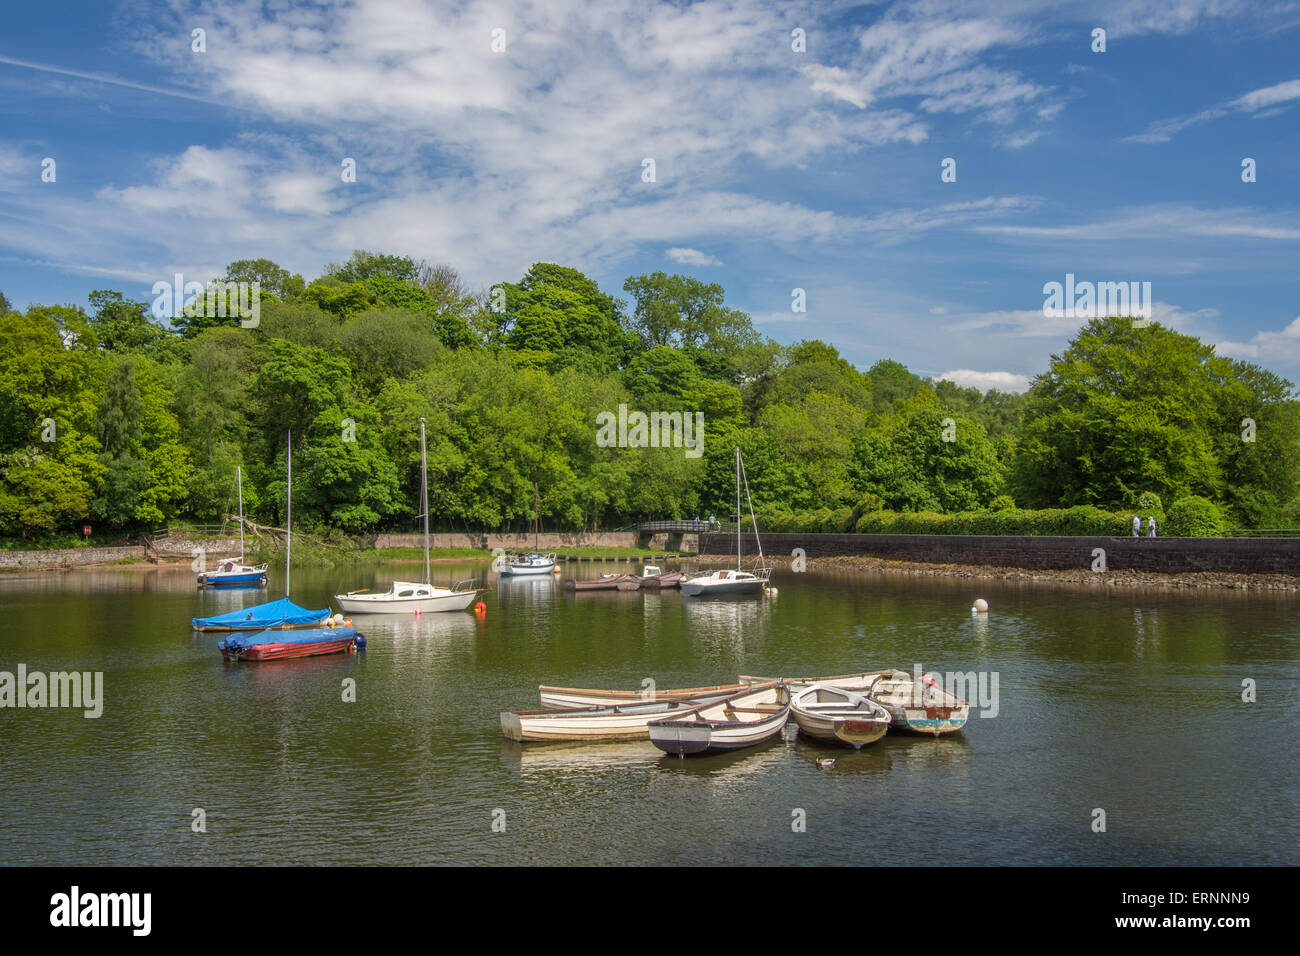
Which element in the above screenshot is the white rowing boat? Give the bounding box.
[538,681,754,709]
[790,683,892,748]
[647,683,790,756]
[501,693,734,742]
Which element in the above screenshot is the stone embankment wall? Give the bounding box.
[0,545,147,570]
[372,532,699,551]
[699,533,1300,575]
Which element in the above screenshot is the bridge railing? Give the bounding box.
[636,520,736,533]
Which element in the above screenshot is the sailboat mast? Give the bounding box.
[420,417,430,586]
[236,465,244,558]
[285,431,291,598]
[736,447,741,570]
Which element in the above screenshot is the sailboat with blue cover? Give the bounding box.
[192,434,334,634]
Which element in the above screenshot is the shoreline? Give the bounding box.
[803,554,1300,591]
[7,548,1296,591]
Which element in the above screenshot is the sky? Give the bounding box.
[1,0,1299,391]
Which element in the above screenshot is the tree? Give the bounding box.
[495,264,631,373]
[621,272,759,358]
[853,389,1004,512]
[223,258,304,300]
[88,290,170,355]
[1010,318,1232,509]
[90,357,190,527]
[0,311,103,535]
[867,359,924,414]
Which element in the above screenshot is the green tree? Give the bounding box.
[1010,319,1229,509]
[853,389,1004,512]
[0,311,104,535]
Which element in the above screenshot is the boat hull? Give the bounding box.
[499,564,555,576]
[219,637,356,661]
[218,627,362,662]
[791,710,890,748]
[647,684,790,756]
[680,579,765,597]
[334,590,478,614]
[539,682,752,709]
[502,695,730,742]
[199,571,267,587]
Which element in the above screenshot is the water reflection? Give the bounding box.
[1,561,1295,866]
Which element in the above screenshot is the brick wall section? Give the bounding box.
[0,545,147,570]
[700,533,1300,575]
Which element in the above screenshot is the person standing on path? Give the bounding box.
[1131,514,1141,536]
[1146,515,1158,538]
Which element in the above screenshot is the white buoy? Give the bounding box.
[972,598,989,614]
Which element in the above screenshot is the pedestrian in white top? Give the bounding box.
[1131,514,1140,536]
[1146,515,1158,538]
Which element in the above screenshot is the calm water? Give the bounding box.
[1,561,1296,866]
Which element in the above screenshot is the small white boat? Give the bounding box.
[538,680,754,709]
[501,693,734,742]
[790,683,892,748]
[498,551,557,576]
[334,418,482,614]
[647,683,790,756]
[682,448,771,598]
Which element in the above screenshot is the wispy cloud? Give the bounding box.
[1124,76,1300,142]
[666,247,722,267]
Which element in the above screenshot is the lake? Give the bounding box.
[1,561,1296,865]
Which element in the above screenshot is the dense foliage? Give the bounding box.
[2,254,1297,540]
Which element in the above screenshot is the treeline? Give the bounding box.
[1,253,1297,541]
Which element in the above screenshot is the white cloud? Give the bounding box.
[666,247,722,267]
[973,204,1300,242]
[1125,76,1300,142]
[936,369,1032,392]
[1216,316,1300,361]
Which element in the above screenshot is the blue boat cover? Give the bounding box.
[192,597,329,630]
[218,626,357,649]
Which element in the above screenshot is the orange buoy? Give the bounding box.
[474,601,486,617]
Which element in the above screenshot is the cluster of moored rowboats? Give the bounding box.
[502,669,970,757]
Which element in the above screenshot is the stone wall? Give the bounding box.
[372,531,697,551]
[699,533,1300,575]
[0,545,147,570]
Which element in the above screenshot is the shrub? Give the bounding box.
[988,494,1016,511]
[1165,496,1225,537]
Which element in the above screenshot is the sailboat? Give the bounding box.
[193,433,335,634]
[497,481,557,576]
[680,448,772,597]
[334,418,482,613]
[196,466,268,588]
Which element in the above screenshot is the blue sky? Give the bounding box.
[2,0,1299,390]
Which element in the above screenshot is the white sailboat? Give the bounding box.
[681,448,772,597]
[334,418,481,614]
[196,465,269,587]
